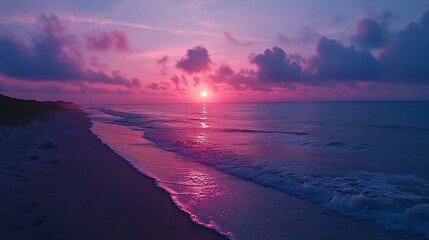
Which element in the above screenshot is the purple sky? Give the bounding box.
[0,0,429,103]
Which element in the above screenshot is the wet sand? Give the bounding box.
[0,108,226,239]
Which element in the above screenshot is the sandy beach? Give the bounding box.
[0,107,226,239]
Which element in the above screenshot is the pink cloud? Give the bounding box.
[223,32,253,46]
[176,46,212,74]
[156,55,169,75]
[85,29,129,51]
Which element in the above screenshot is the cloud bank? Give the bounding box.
[0,14,140,87]
[185,10,429,92]
[308,37,379,81]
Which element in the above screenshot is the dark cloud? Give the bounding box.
[353,10,396,49]
[354,18,388,48]
[170,74,180,86]
[170,74,188,91]
[223,32,253,45]
[39,13,67,36]
[192,76,200,86]
[378,10,396,22]
[156,55,169,75]
[0,14,139,87]
[146,82,161,90]
[0,14,81,81]
[80,85,132,95]
[181,74,188,86]
[86,71,140,87]
[85,29,129,51]
[209,64,271,92]
[139,81,171,95]
[176,46,212,74]
[144,82,170,91]
[308,37,379,81]
[250,47,305,82]
[378,10,429,83]
[205,42,379,92]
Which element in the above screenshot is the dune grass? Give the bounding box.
[0,94,77,125]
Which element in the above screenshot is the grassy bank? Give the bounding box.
[0,94,77,125]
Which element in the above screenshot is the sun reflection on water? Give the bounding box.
[195,104,209,144]
[199,104,209,128]
[196,133,207,144]
[182,168,219,199]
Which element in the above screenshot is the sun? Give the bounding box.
[201,91,207,97]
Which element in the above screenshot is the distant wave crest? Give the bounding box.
[218,128,309,135]
[302,120,429,132]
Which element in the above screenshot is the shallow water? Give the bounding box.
[85,102,429,239]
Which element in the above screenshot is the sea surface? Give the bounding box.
[85,102,429,240]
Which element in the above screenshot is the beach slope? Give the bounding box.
[0,96,226,239]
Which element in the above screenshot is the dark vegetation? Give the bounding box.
[0,94,77,125]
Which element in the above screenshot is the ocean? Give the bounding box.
[85,102,429,239]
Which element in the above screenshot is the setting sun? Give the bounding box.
[201,91,207,97]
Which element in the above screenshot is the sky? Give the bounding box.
[0,0,429,104]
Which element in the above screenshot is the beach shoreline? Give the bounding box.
[0,107,227,239]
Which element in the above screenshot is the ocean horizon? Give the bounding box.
[85,101,429,239]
